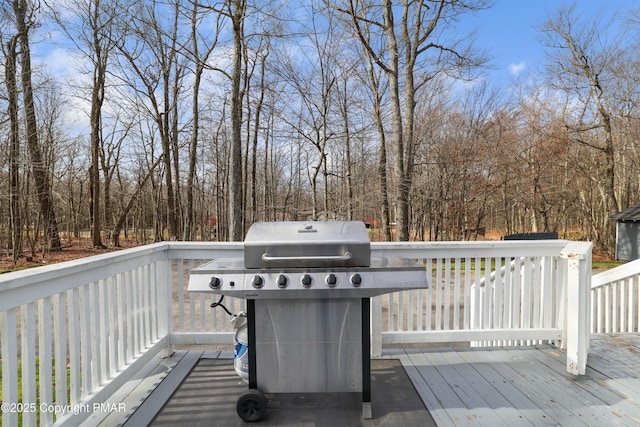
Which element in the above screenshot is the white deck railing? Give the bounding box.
[591,257,640,334]
[1,240,596,426]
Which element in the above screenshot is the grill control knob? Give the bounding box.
[277,274,289,288]
[251,275,264,288]
[209,276,222,289]
[301,274,313,288]
[350,273,362,287]
[325,273,337,287]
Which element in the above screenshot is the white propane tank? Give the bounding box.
[231,312,249,382]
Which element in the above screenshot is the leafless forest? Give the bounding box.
[1,0,639,263]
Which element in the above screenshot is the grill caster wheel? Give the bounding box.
[236,388,267,422]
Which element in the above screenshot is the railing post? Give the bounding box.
[157,251,173,343]
[560,242,592,375]
[1,309,18,427]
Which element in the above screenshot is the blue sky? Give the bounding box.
[469,0,636,86]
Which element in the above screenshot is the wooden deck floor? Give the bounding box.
[95,334,640,427]
[388,334,640,426]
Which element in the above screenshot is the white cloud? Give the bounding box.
[32,46,92,133]
[509,61,527,76]
[39,47,84,78]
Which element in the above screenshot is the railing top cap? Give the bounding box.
[559,242,593,260]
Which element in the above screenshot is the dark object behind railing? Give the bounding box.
[503,232,559,240]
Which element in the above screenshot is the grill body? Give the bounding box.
[188,221,429,421]
[253,298,362,393]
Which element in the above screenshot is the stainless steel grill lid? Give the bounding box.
[243,221,371,268]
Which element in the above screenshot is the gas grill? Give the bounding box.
[188,221,429,422]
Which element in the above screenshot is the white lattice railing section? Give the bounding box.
[370,241,592,372]
[469,255,563,347]
[1,239,594,426]
[374,252,564,345]
[591,258,640,334]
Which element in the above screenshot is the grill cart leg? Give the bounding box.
[362,297,372,419]
[247,299,257,389]
[236,299,267,422]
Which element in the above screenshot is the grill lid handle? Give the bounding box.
[261,252,353,263]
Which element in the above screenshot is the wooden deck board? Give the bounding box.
[431,348,534,426]
[394,337,640,427]
[402,349,480,426]
[452,349,546,426]
[465,347,579,425]
[491,347,612,424]
[384,348,454,426]
[582,335,640,425]
[94,335,640,427]
[414,347,576,426]
[421,349,511,426]
[533,347,640,425]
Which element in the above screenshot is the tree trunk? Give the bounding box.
[5,36,22,263]
[185,62,202,240]
[14,0,62,251]
[599,104,618,253]
[402,34,417,240]
[171,60,183,239]
[251,52,268,224]
[382,0,407,241]
[229,0,246,241]
[364,47,391,241]
[185,2,202,241]
[90,21,106,248]
[340,79,354,221]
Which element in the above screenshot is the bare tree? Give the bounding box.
[184,2,221,240]
[100,116,131,238]
[541,4,623,253]
[197,0,246,240]
[86,0,110,248]
[113,0,187,240]
[248,42,270,224]
[111,155,164,246]
[49,0,124,248]
[3,34,22,262]
[335,0,489,240]
[361,37,392,239]
[12,0,62,251]
[337,72,354,221]
[273,3,345,221]
[228,0,246,240]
